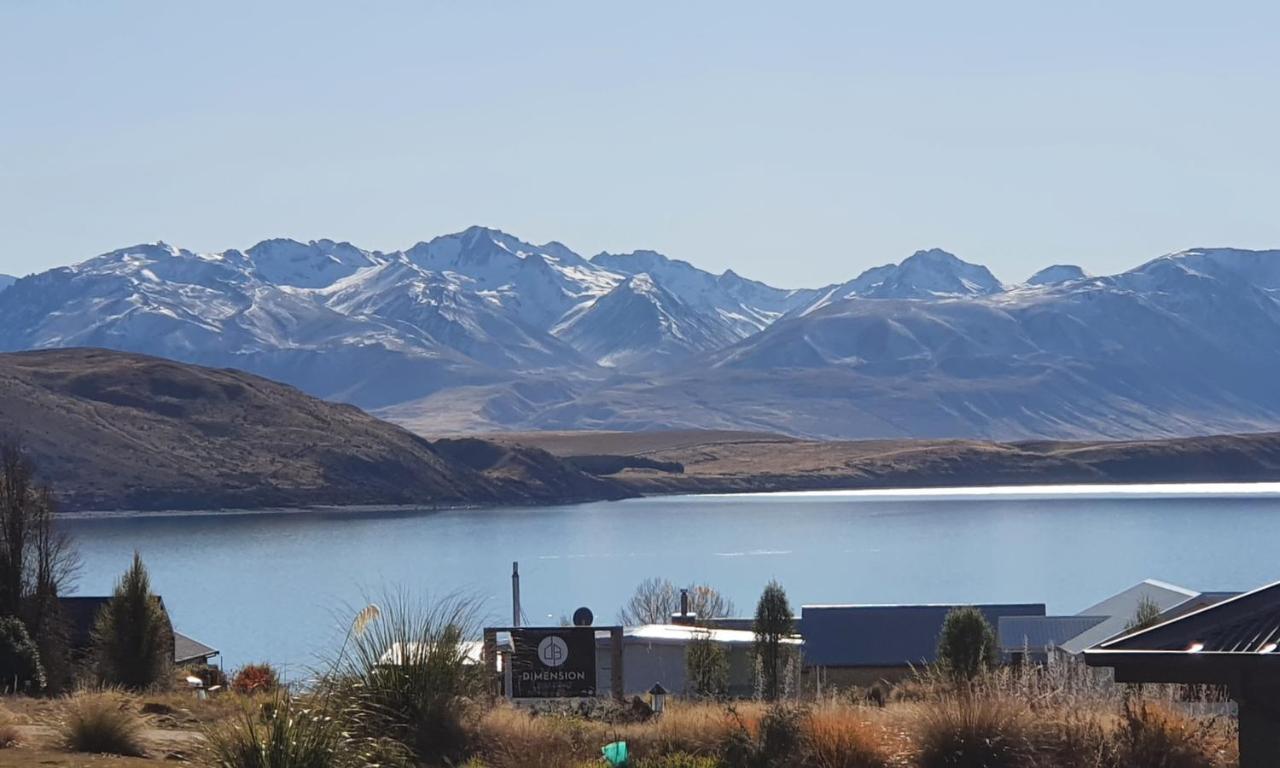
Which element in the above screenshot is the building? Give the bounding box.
[595,624,802,697]
[1085,580,1280,767]
[58,596,220,668]
[801,602,1045,686]
[997,579,1238,662]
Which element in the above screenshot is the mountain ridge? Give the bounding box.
[3,229,1280,441]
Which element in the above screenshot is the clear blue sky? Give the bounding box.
[3,1,1279,287]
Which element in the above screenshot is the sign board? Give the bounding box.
[509,627,597,698]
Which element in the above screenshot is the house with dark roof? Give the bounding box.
[801,602,1045,686]
[57,596,219,668]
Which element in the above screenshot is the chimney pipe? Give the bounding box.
[680,588,689,618]
[512,561,521,627]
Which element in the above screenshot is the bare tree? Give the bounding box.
[0,440,80,692]
[617,577,736,625]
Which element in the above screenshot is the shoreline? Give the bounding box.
[57,478,1280,520]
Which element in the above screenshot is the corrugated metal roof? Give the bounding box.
[624,624,801,646]
[1061,580,1201,654]
[998,615,1107,652]
[801,603,1045,667]
[1094,581,1280,655]
[174,632,219,665]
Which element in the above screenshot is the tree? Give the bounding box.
[937,606,998,683]
[752,579,793,700]
[0,440,79,693]
[685,629,729,698]
[0,616,45,693]
[617,577,736,625]
[1125,596,1163,633]
[92,552,173,690]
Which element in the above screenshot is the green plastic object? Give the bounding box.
[601,740,629,766]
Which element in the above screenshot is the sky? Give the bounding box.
[3,1,1280,287]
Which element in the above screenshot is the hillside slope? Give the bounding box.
[486,429,1280,494]
[0,349,624,511]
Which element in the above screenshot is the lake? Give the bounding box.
[63,483,1280,675]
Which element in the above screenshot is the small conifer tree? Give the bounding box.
[92,552,172,690]
[752,579,794,700]
[936,606,998,683]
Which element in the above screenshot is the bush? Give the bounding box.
[913,695,1034,768]
[686,631,729,699]
[803,707,890,768]
[92,552,173,690]
[936,607,998,684]
[202,691,401,768]
[0,709,18,748]
[331,591,488,765]
[722,704,804,768]
[59,690,147,757]
[0,615,45,694]
[231,663,280,695]
[1112,699,1221,768]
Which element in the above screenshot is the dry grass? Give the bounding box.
[58,690,147,757]
[803,706,892,768]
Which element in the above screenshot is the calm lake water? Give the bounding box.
[62,484,1280,675]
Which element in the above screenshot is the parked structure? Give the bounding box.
[801,602,1045,686]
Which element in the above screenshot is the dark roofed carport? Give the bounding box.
[1084,579,1280,767]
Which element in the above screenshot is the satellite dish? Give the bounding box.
[572,606,594,626]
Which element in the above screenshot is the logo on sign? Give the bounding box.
[537,636,569,667]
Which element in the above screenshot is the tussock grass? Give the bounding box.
[908,693,1035,768]
[59,690,147,757]
[803,706,891,768]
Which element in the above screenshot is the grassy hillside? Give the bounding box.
[483,428,1280,494]
[0,349,625,511]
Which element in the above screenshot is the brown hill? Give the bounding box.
[482,429,1280,494]
[0,349,626,512]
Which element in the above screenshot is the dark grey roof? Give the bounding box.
[999,615,1107,652]
[174,631,219,665]
[801,603,1045,667]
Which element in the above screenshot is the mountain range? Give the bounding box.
[4,227,1280,440]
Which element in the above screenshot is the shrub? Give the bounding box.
[912,695,1033,768]
[202,692,399,768]
[1112,699,1220,768]
[936,607,998,684]
[752,581,794,701]
[332,591,488,765]
[722,704,804,768]
[59,690,147,757]
[686,630,729,699]
[803,707,890,768]
[92,552,173,690]
[231,663,280,695]
[0,615,45,693]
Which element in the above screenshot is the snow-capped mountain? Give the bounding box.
[1027,264,1087,285]
[553,273,742,369]
[4,231,1280,441]
[795,248,1003,316]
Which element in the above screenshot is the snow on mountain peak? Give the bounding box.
[1028,264,1088,286]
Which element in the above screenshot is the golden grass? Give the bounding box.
[58,690,147,757]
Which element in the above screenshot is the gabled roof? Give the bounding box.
[1085,580,1280,684]
[1061,579,1201,653]
[174,632,219,665]
[999,615,1108,652]
[801,603,1045,667]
